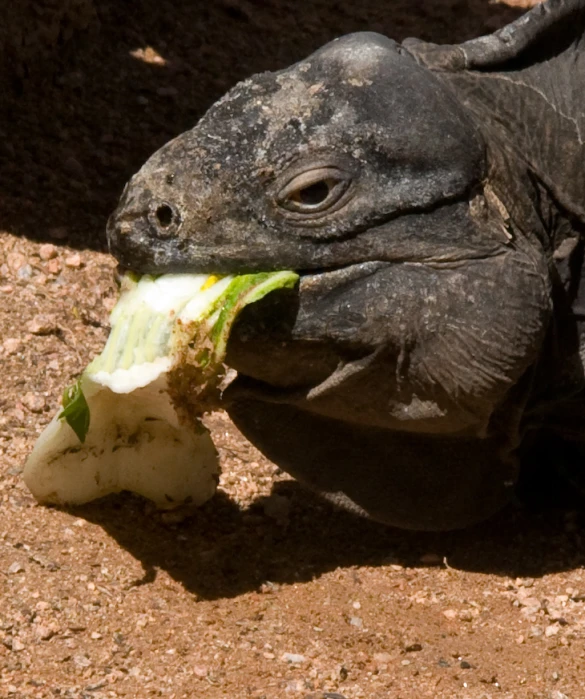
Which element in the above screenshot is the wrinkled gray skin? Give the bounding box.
[108,0,585,530]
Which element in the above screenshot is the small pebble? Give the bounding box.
[545,624,560,637]
[11,638,25,652]
[442,609,457,620]
[281,653,306,664]
[3,339,22,355]
[17,264,33,280]
[285,679,306,692]
[458,610,474,622]
[35,625,55,641]
[22,392,46,413]
[39,244,58,260]
[27,315,59,335]
[8,562,24,574]
[7,252,26,271]
[349,616,363,628]
[73,654,91,667]
[519,596,541,613]
[373,652,392,666]
[12,407,26,423]
[85,682,107,692]
[65,253,83,268]
[46,259,61,275]
[130,46,167,65]
[404,642,422,652]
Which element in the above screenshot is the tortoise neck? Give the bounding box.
[439,38,585,231]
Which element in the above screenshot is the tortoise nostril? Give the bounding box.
[148,201,181,238]
[155,204,174,228]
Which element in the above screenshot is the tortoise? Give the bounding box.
[107,0,585,531]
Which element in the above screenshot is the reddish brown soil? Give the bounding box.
[4,2,585,698]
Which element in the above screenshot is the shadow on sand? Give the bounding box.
[72,479,585,601]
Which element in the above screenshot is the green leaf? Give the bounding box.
[208,271,299,362]
[58,379,90,443]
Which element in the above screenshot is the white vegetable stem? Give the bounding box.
[24,273,232,509]
[23,271,300,510]
[88,273,234,393]
[23,377,219,509]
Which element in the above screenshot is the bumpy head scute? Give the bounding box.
[108,32,486,273]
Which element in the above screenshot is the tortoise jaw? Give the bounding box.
[297,259,390,288]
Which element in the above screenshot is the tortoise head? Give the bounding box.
[107,32,553,529]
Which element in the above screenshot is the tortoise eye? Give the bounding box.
[293,179,331,206]
[277,167,351,214]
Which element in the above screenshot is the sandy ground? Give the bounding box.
[4,1,585,698]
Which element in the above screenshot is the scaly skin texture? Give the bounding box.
[107,0,585,530]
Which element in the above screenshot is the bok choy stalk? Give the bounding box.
[23,270,298,508]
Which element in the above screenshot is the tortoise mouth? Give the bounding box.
[296,259,389,285]
[221,374,315,406]
[224,260,394,391]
